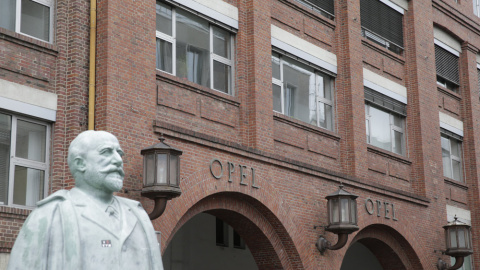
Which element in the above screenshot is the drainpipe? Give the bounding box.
[88,0,97,130]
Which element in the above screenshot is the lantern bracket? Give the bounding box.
[316,233,349,255]
[437,257,465,270]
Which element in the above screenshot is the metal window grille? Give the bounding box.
[360,0,404,48]
[435,45,460,85]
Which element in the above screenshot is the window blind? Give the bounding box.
[435,45,459,85]
[365,87,406,116]
[306,0,334,15]
[360,0,404,47]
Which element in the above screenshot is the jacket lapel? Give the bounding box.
[70,188,121,239]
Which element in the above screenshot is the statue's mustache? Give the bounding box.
[98,166,125,177]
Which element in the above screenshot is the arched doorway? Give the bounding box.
[162,212,258,270]
[161,192,304,270]
[340,224,423,270]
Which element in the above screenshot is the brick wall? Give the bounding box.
[1,0,480,269]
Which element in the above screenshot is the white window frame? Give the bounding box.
[441,132,463,182]
[272,52,335,131]
[156,2,235,95]
[474,0,480,17]
[1,113,50,209]
[365,103,405,155]
[6,0,55,43]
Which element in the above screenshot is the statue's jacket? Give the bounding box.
[7,188,164,270]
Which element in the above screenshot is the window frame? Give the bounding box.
[364,95,406,156]
[272,51,335,131]
[441,130,464,182]
[0,112,50,209]
[2,0,55,43]
[155,1,236,95]
[293,0,335,20]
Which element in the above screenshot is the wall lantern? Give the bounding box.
[140,136,182,220]
[316,184,359,254]
[437,216,473,270]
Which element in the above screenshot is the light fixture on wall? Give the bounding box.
[141,135,183,220]
[316,184,359,254]
[437,216,473,270]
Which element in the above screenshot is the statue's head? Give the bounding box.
[67,130,125,193]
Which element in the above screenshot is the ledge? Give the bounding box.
[273,112,340,141]
[361,39,405,65]
[367,146,412,165]
[438,86,462,101]
[444,178,469,190]
[154,120,431,206]
[156,70,240,107]
[0,27,58,56]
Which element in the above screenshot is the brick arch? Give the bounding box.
[154,167,310,269]
[345,224,423,270]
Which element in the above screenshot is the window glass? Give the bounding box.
[272,54,280,80]
[13,166,44,207]
[0,0,16,31]
[393,130,403,155]
[21,0,50,41]
[213,26,231,59]
[441,134,463,181]
[156,2,172,36]
[283,61,315,124]
[441,136,452,178]
[16,120,46,162]
[0,113,12,205]
[213,61,231,93]
[369,106,392,151]
[273,84,282,112]
[156,39,173,73]
[272,52,335,130]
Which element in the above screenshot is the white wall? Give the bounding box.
[0,253,9,270]
[163,213,258,270]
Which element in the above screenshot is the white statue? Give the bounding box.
[8,130,164,270]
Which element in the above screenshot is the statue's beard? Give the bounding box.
[84,167,124,193]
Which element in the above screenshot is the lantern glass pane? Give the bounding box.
[458,227,466,248]
[145,154,155,186]
[157,154,168,184]
[350,200,357,224]
[341,198,349,222]
[170,155,178,186]
[450,229,458,248]
[332,199,339,223]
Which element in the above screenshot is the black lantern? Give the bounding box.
[437,216,473,270]
[316,184,359,254]
[141,136,182,220]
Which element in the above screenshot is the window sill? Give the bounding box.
[444,177,468,190]
[0,27,58,56]
[361,39,405,64]
[156,70,240,107]
[367,145,412,165]
[273,112,340,141]
[0,205,33,217]
[437,86,461,101]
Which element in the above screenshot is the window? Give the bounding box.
[0,0,53,43]
[0,112,49,208]
[360,0,404,54]
[435,44,460,92]
[272,51,335,130]
[215,217,229,247]
[156,1,235,94]
[474,0,480,17]
[233,230,245,249]
[293,0,334,19]
[365,88,406,155]
[441,129,463,182]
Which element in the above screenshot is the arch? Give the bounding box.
[152,167,310,269]
[347,224,423,270]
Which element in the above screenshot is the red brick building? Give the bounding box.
[0,0,479,269]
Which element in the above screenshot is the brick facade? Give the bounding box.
[1,0,480,269]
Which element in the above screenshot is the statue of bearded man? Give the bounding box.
[8,130,164,270]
